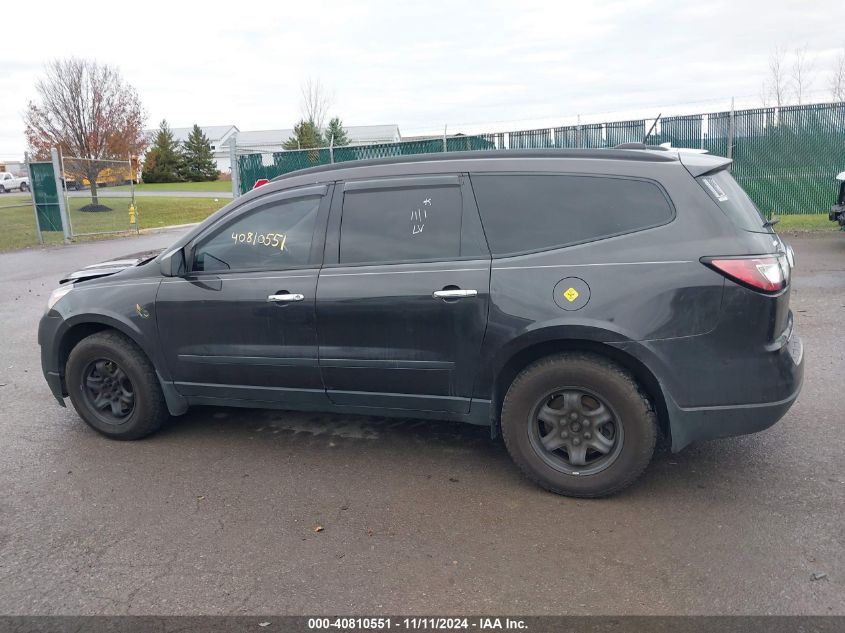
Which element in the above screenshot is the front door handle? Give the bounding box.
[267,293,305,302]
[432,289,478,299]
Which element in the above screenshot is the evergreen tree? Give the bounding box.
[180,124,218,181]
[324,117,349,146]
[282,119,323,150]
[141,120,182,183]
[326,117,349,147]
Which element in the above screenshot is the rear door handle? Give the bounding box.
[432,289,478,299]
[267,293,305,302]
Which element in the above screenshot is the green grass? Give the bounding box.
[0,193,32,206]
[107,180,232,193]
[0,196,228,252]
[775,214,839,232]
[0,200,54,250]
[131,196,229,227]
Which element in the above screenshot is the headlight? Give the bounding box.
[47,285,73,310]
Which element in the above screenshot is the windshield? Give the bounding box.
[697,170,770,232]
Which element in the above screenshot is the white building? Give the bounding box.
[0,160,26,177]
[151,124,402,174]
[164,125,239,174]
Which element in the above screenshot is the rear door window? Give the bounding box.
[339,179,462,264]
[697,170,768,232]
[470,174,674,256]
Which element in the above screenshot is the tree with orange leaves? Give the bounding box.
[24,58,147,207]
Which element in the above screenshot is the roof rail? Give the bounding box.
[267,148,678,182]
[613,143,669,151]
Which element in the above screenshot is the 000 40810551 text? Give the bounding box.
[231,231,287,251]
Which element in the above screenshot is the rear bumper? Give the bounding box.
[666,331,804,451]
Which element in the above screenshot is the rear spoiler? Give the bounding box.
[679,152,732,178]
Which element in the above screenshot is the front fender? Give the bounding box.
[57,311,162,373]
[44,276,167,381]
[42,308,187,416]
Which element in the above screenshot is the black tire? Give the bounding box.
[0,185,5,194]
[501,353,656,498]
[19,182,28,192]
[66,330,169,440]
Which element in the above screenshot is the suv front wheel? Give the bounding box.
[501,353,656,497]
[66,331,169,440]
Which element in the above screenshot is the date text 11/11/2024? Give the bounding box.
[306,617,528,630]
[232,231,288,251]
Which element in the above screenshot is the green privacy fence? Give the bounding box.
[238,102,845,215]
[237,135,494,194]
[29,161,63,232]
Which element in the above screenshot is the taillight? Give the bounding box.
[703,254,789,293]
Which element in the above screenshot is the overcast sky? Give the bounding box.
[1,0,843,158]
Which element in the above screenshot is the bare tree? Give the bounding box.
[761,46,789,108]
[24,58,147,206]
[300,78,332,131]
[832,49,845,102]
[791,45,814,105]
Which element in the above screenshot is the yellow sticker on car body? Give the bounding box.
[563,287,579,302]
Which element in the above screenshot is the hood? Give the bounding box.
[60,249,164,284]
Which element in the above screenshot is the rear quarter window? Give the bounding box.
[470,174,674,256]
[697,170,767,232]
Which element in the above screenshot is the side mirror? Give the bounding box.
[159,248,186,277]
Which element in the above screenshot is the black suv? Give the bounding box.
[38,149,804,497]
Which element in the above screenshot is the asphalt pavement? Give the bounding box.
[0,231,842,615]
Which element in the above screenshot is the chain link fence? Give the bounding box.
[61,156,138,237]
[236,101,845,216]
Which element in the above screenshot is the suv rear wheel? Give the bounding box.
[66,331,169,440]
[501,353,656,497]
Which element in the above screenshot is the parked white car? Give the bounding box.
[0,171,29,193]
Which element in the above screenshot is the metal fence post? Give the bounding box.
[58,149,70,237]
[229,135,239,199]
[50,148,71,243]
[329,134,335,164]
[128,153,138,233]
[727,97,735,159]
[577,115,583,148]
[443,125,448,152]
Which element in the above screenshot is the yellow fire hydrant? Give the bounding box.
[128,203,136,225]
